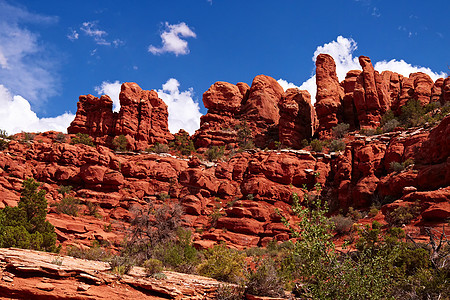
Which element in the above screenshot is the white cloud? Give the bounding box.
[277,79,299,91]
[80,21,110,45]
[148,22,196,56]
[0,84,74,134]
[67,29,79,41]
[280,35,447,104]
[0,1,59,103]
[374,60,446,81]
[157,78,202,134]
[95,80,121,112]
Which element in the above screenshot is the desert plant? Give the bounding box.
[0,129,7,138]
[329,139,346,152]
[113,134,128,151]
[0,178,58,252]
[0,139,8,150]
[170,130,195,155]
[151,142,170,154]
[332,123,350,138]
[143,258,164,276]
[66,243,111,261]
[55,132,66,143]
[215,283,245,300]
[56,196,80,217]
[331,214,353,235]
[368,206,379,217]
[310,139,324,152]
[23,132,35,141]
[109,255,134,275]
[347,207,362,221]
[245,258,284,297]
[300,139,309,149]
[236,121,254,150]
[382,119,400,133]
[385,203,421,227]
[389,161,405,172]
[85,201,101,219]
[57,185,72,197]
[205,145,225,162]
[399,99,425,128]
[71,133,94,146]
[158,192,170,201]
[198,243,246,283]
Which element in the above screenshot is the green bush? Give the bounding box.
[399,99,425,128]
[66,244,111,261]
[197,243,246,283]
[0,139,8,150]
[113,135,128,151]
[205,145,225,162]
[0,178,58,252]
[143,258,164,276]
[236,121,254,150]
[109,255,135,275]
[85,201,101,219]
[310,139,324,152]
[170,130,195,155]
[23,132,35,141]
[158,192,170,201]
[56,196,80,217]
[215,283,245,300]
[0,129,8,138]
[329,139,346,152]
[385,204,420,227]
[332,123,350,138]
[55,133,66,143]
[71,133,94,146]
[390,161,405,172]
[381,110,395,126]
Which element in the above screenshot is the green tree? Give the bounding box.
[0,178,58,252]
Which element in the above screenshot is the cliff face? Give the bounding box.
[1,53,449,251]
[68,82,173,151]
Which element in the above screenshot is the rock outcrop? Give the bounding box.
[314,54,344,138]
[68,82,173,151]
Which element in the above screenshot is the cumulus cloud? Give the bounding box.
[374,60,446,81]
[277,79,299,91]
[148,22,196,56]
[0,0,59,103]
[0,84,74,134]
[95,80,121,112]
[279,35,447,104]
[157,79,202,134]
[94,79,202,134]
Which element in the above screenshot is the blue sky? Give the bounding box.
[0,0,448,134]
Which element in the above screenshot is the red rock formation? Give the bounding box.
[353,56,382,127]
[315,54,344,138]
[67,94,115,137]
[68,82,173,151]
[411,72,434,106]
[431,78,444,103]
[341,70,361,129]
[278,88,317,148]
[443,77,450,104]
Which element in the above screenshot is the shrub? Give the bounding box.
[170,130,195,156]
[85,201,101,219]
[368,206,379,217]
[390,161,405,172]
[0,139,8,150]
[246,194,254,201]
[347,207,362,221]
[385,204,420,227]
[332,123,350,138]
[380,110,395,126]
[57,185,72,197]
[197,243,246,283]
[0,129,7,138]
[55,133,66,143]
[382,119,400,133]
[331,214,353,235]
[24,132,35,141]
[66,244,111,261]
[143,258,164,275]
[205,145,225,162]
[109,255,134,275]
[113,135,128,151]
[245,258,284,297]
[300,139,309,149]
[158,192,170,201]
[359,128,377,136]
[215,284,245,300]
[329,139,345,152]
[0,178,58,252]
[151,143,169,154]
[56,196,80,217]
[399,99,425,128]
[236,121,254,150]
[310,139,324,152]
[71,133,94,146]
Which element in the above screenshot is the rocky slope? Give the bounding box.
[0,53,449,298]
